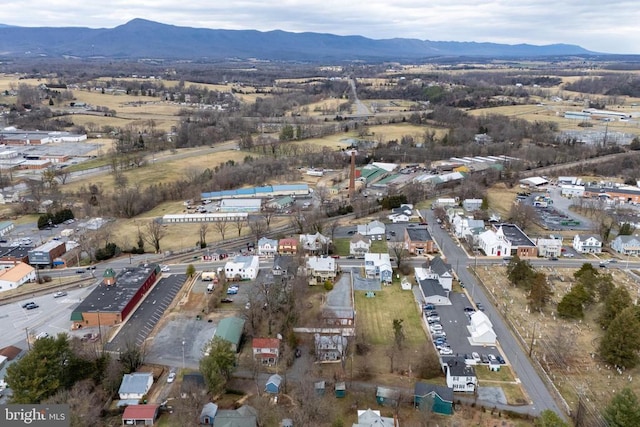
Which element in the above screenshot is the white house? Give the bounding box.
[611,235,640,256]
[478,226,512,257]
[0,263,36,293]
[257,237,278,257]
[462,199,483,212]
[427,257,453,291]
[299,232,331,254]
[314,334,347,362]
[445,357,477,393]
[388,213,411,223]
[451,215,485,240]
[357,220,386,237]
[535,238,563,258]
[416,268,451,306]
[364,253,393,284]
[467,311,497,346]
[349,233,371,258]
[572,234,602,254]
[224,256,260,280]
[252,337,280,366]
[118,372,154,400]
[353,409,395,427]
[306,256,338,285]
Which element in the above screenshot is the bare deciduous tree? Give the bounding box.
[212,219,230,241]
[198,223,209,247]
[143,219,166,253]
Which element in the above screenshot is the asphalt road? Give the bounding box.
[423,209,565,417]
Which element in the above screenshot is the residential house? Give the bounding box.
[252,337,280,366]
[278,238,298,255]
[0,262,36,293]
[265,374,282,394]
[376,386,400,406]
[451,215,485,241]
[611,235,640,255]
[349,233,371,258]
[467,311,496,345]
[212,405,258,427]
[404,227,435,255]
[118,372,153,400]
[306,256,338,285]
[573,234,603,254]
[427,256,453,291]
[414,382,454,415]
[388,204,414,223]
[364,253,393,284]
[434,198,458,208]
[299,232,331,254]
[357,220,386,237]
[314,333,347,362]
[445,357,477,393]
[225,255,259,280]
[214,317,245,352]
[416,273,451,306]
[271,255,295,278]
[257,237,278,257]
[353,409,396,427]
[388,212,411,223]
[462,198,483,212]
[535,238,562,258]
[121,404,159,426]
[478,227,512,257]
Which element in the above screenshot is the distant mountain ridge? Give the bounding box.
[0,18,597,61]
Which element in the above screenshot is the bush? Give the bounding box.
[323,281,334,291]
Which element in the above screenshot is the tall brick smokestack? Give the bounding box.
[349,150,356,198]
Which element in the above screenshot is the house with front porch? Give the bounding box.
[364,253,393,284]
[278,237,298,255]
[306,256,337,285]
[572,234,603,254]
[445,357,477,393]
[314,333,347,362]
[252,337,280,366]
[349,233,371,258]
[272,254,295,278]
[300,232,331,254]
[611,235,640,256]
[257,237,278,257]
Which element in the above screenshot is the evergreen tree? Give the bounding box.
[528,272,552,312]
[598,286,632,330]
[604,388,640,427]
[599,307,640,369]
[534,410,570,427]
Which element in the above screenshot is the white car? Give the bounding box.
[439,347,453,355]
[429,323,443,333]
[53,291,67,298]
[161,265,170,272]
[167,371,176,383]
[472,352,481,363]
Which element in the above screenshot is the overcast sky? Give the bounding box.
[3,0,639,54]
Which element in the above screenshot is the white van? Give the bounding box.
[207,283,215,293]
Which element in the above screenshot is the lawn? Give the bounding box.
[355,284,425,346]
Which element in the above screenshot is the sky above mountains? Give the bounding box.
[4,0,638,54]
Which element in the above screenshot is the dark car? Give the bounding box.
[496,355,506,364]
[423,303,435,311]
[220,298,234,303]
[463,306,476,313]
[476,302,485,311]
[76,269,85,274]
[480,354,490,364]
[86,265,97,270]
[295,348,302,358]
[22,301,36,308]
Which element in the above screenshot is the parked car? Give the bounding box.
[167,370,176,383]
[75,269,85,274]
[427,315,441,323]
[439,347,453,355]
[472,352,481,363]
[424,310,438,317]
[295,348,302,358]
[25,303,39,310]
[423,303,435,311]
[436,342,450,350]
[496,355,506,364]
[431,331,446,338]
[429,324,443,332]
[476,302,485,311]
[86,265,97,270]
[53,291,67,298]
[226,286,239,295]
[488,354,498,364]
[480,354,490,364]
[22,301,36,308]
[220,298,234,303]
[463,306,476,313]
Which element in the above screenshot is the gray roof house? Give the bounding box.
[118,372,154,400]
[611,235,640,255]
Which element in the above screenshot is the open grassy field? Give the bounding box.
[355,284,425,346]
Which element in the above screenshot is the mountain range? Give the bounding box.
[0,18,596,61]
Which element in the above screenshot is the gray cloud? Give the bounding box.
[2,0,638,53]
